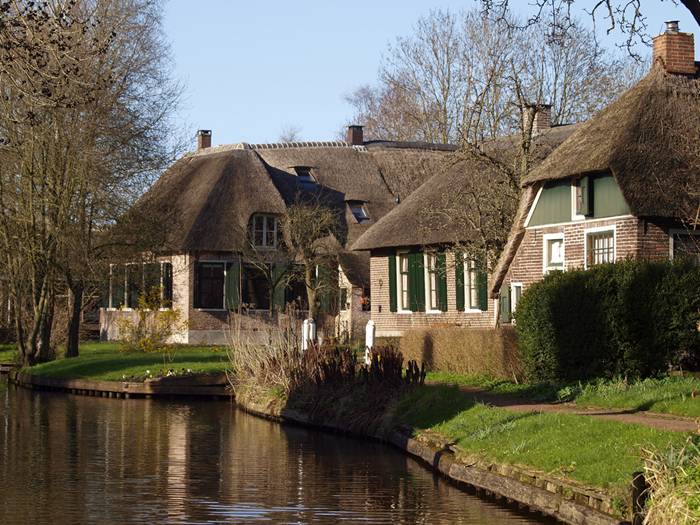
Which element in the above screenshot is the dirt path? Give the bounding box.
[430,383,699,433]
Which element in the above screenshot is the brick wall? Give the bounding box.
[370,251,494,337]
[336,267,370,342]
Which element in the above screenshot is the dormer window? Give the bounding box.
[250,214,280,248]
[348,201,370,223]
[293,166,316,184]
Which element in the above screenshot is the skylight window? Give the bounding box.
[293,166,316,184]
[348,201,370,223]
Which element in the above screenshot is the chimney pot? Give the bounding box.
[197,129,212,150]
[652,23,696,75]
[346,125,364,146]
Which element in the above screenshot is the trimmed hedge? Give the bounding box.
[515,259,700,383]
[400,327,523,381]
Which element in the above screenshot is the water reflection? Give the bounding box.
[0,380,550,524]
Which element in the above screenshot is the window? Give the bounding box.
[398,253,410,312]
[250,214,280,248]
[162,262,173,306]
[348,201,370,223]
[543,234,565,273]
[293,166,316,184]
[425,253,439,312]
[241,264,270,310]
[109,262,173,309]
[126,263,142,308]
[194,262,226,309]
[572,176,590,219]
[511,283,523,316]
[464,259,479,310]
[339,288,349,311]
[109,264,125,309]
[586,227,615,267]
[671,232,700,265]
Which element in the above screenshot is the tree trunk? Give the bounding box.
[305,265,317,321]
[65,281,83,358]
[36,293,55,363]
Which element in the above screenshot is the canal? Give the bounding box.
[0,379,551,524]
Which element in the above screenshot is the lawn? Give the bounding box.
[25,341,229,381]
[0,343,17,363]
[426,371,700,418]
[395,384,689,492]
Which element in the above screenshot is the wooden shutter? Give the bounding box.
[225,261,240,310]
[578,175,592,216]
[476,265,488,311]
[271,263,287,313]
[455,255,464,311]
[388,254,397,312]
[436,252,448,312]
[409,252,425,312]
[499,287,511,323]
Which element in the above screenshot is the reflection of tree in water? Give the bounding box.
[0,387,546,524]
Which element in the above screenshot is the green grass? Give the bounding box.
[25,341,229,381]
[427,371,700,418]
[396,384,689,491]
[0,343,17,363]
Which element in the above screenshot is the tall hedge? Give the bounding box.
[515,259,700,383]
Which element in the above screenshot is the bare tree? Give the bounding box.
[477,0,700,57]
[278,125,303,143]
[0,0,182,365]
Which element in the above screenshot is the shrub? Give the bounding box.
[400,327,522,381]
[515,259,700,383]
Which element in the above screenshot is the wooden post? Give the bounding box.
[631,471,648,525]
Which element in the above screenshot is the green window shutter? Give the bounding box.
[455,256,464,311]
[388,254,397,312]
[225,261,240,310]
[409,252,425,312]
[476,265,488,311]
[499,287,511,323]
[271,263,287,313]
[436,252,448,312]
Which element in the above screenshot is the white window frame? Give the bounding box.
[251,214,279,249]
[543,233,565,274]
[463,256,482,312]
[510,282,523,323]
[584,225,616,269]
[396,250,412,314]
[523,186,543,228]
[423,253,441,314]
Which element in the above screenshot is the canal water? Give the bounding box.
[0,379,551,524]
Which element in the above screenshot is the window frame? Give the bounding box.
[543,233,565,274]
[669,229,700,263]
[250,214,280,249]
[510,282,523,323]
[423,253,441,314]
[194,260,230,311]
[571,182,586,221]
[348,201,370,223]
[463,257,482,312]
[396,250,412,314]
[584,225,616,269]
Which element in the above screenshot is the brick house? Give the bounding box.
[100,127,455,344]
[352,122,577,337]
[491,22,700,323]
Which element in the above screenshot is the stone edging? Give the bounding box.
[8,370,231,398]
[236,400,628,525]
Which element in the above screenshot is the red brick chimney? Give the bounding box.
[524,104,552,134]
[197,129,212,150]
[346,125,364,146]
[652,21,696,75]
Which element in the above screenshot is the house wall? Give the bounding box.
[369,251,494,337]
[336,267,370,342]
[504,216,672,293]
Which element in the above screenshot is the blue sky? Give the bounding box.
[164,1,697,147]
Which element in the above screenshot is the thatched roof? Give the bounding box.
[138,139,458,284]
[523,65,700,219]
[351,124,578,251]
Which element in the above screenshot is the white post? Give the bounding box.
[364,320,375,365]
[302,319,309,351]
[308,318,316,347]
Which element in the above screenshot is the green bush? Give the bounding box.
[515,259,700,383]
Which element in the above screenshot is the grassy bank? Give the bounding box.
[427,371,700,418]
[0,344,16,363]
[24,342,228,381]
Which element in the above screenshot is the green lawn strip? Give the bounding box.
[396,384,689,491]
[0,343,17,363]
[26,342,229,381]
[426,371,700,418]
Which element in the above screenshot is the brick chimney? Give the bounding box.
[652,21,696,75]
[197,129,212,150]
[346,125,364,145]
[524,104,552,134]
